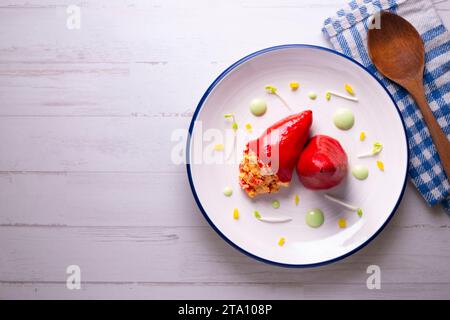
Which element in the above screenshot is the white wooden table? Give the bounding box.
[0,0,449,299]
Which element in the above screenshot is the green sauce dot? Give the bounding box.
[272,200,280,209]
[333,108,355,130]
[249,98,267,116]
[352,165,369,180]
[308,91,317,100]
[223,186,233,197]
[305,208,325,228]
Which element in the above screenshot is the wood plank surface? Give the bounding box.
[0,0,449,299]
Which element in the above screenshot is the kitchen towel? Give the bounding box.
[322,0,450,212]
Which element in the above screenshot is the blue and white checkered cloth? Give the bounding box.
[322,0,450,212]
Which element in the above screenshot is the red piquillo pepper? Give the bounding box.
[296,134,348,190]
[239,110,312,198]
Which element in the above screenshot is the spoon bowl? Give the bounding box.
[368,11,450,181]
[368,11,425,83]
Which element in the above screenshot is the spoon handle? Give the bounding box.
[408,80,450,181]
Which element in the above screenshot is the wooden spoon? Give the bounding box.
[368,11,450,180]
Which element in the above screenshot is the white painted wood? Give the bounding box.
[0,1,336,64]
[0,117,187,172]
[0,173,447,227]
[0,172,205,227]
[0,0,449,299]
[0,5,337,118]
[1,282,448,300]
[0,224,449,284]
[0,63,206,117]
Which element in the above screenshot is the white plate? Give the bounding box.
[187,45,408,267]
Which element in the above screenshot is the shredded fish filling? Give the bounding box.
[239,147,288,198]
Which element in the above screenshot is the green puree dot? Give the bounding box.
[333,107,355,130]
[352,165,369,180]
[250,98,267,116]
[308,91,317,100]
[223,186,233,197]
[272,200,280,209]
[305,208,325,228]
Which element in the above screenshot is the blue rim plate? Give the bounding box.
[186,44,409,268]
